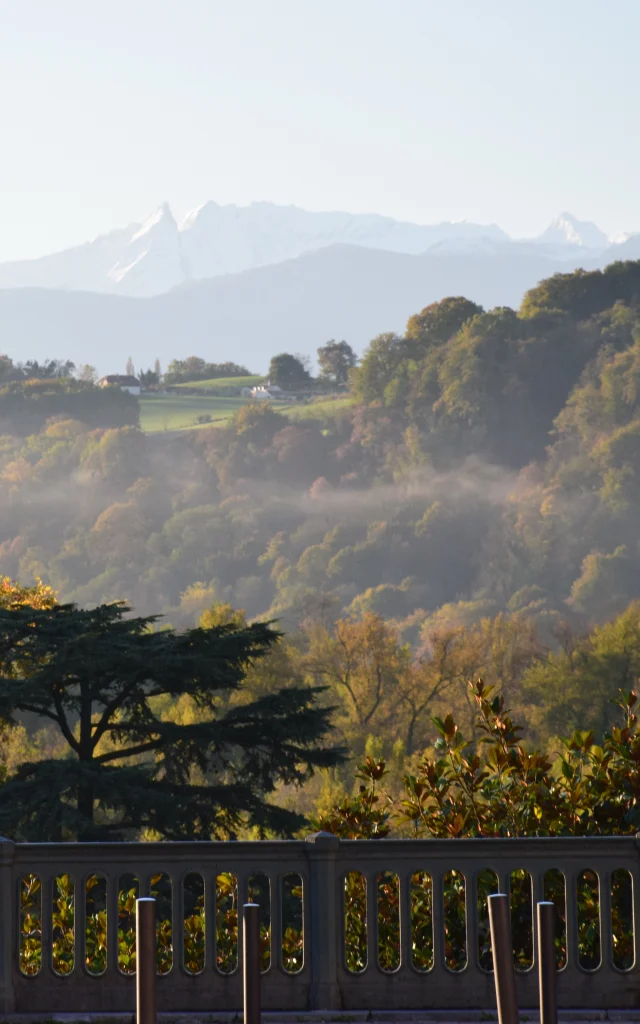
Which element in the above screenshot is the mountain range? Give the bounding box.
[2,203,640,374]
[0,203,635,299]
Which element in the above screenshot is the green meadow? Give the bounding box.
[173,375,265,390]
[140,391,353,433]
[139,394,248,432]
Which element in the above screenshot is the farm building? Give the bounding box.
[96,375,142,396]
[250,384,283,399]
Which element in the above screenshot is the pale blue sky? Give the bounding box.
[1,0,638,260]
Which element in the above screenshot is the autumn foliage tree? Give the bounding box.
[304,613,407,754]
[302,611,544,760]
[0,577,56,611]
[317,679,640,839]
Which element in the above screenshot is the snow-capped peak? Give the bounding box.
[179,200,221,231]
[130,201,177,243]
[538,212,609,250]
[0,201,634,298]
[107,203,183,295]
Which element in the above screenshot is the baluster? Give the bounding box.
[564,869,578,969]
[431,870,444,970]
[301,869,311,975]
[43,872,54,975]
[205,873,214,974]
[271,872,281,971]
[532,872,546,969]
[107,873,120,975]
[174,872,184,974]
[235,871,244,974]
[467,869,480,971]
[240,872,249,905]
[77,873,87,975]
[400,871,412,971]
[495,868,511,971]
[599,870,612,970]
[499,868,511,902]
[366,870,377,971]
[533,871,547,909]
[633,856,640,973]
[235,872,243,974]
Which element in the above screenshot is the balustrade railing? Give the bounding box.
[1,833,638,1014]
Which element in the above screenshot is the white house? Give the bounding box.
[95,374,142,396]
[249,384,283,400]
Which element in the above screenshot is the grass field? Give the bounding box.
[140,392,354,434]
[285,395,355,420]
[173,375,265,390]
[140,394,248,432]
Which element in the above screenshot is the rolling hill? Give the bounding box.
[0,243,585,374]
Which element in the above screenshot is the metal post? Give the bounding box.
[244,902,261,1024]
[537,901,557,1024]
[136,897,157,1024]
[488,893,519,1024]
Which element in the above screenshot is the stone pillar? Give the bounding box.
[0,836,15,1013]
[305,831,341,1010]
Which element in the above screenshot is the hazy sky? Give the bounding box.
[1,0,638,260]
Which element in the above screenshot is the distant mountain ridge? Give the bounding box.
[0,243,600,374]
[0,201,629,298]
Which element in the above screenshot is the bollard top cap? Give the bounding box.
[136,897,156,903]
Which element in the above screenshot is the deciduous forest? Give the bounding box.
[4,259,640,827]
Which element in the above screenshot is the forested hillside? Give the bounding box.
[4,259,640,791]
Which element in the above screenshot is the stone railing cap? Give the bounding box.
[0,835,15,860]
[305,831,340,847]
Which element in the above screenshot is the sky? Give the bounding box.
[1,0,639,261]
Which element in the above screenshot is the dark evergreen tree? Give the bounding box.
[0,601,344,841]
[268,353,311,388]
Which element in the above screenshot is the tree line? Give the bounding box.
[5,573,640,842]
[1,339,359,393]
[0,376,138,434]
[5,568,640,836]
[159,342,357,387]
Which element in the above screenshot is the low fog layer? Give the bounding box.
[3,258,640,648]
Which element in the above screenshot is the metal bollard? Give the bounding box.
[243,902,261,1024]
[136,897,157,1024]
[488,893,519,1024]
[537,901,558,1024]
